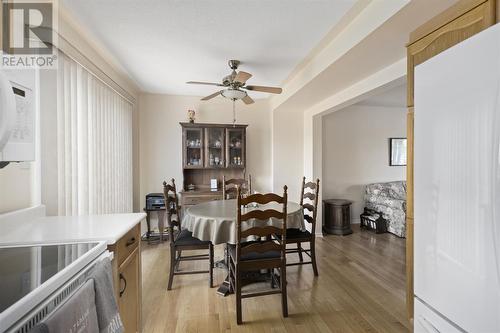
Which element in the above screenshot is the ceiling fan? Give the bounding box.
[186,60,283,104]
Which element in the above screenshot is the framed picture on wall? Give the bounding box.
[389,138,407,166]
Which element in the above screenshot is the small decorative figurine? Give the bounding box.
[187,109,196,123]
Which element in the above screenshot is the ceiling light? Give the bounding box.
[221,89,247,100]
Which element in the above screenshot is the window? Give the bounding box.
[56,53,134,215]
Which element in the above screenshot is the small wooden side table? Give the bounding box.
[143,207,168,242]
[323,199,353,235]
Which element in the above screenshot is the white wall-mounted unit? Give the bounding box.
[0,70,35,163]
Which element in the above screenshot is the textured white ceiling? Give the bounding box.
[62,0,356,96]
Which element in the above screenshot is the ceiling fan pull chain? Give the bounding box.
[232,99,236,127]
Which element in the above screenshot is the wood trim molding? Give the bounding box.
[409,0,492,44]
[406,108,414,319]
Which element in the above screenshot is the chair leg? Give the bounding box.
[209,243,214,288]
[228,255,234,293]
[280,264,288,318]
[236,267,243,325]
[175,250,182,271]
[311,240,319,276]
[228,257,232,292]
[167,245,175,290]
[297,242,304,262]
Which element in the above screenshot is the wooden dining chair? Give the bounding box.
[222,174,252,200]
[163,179,214,290]
[228,186,288,325]
[283,177,320,276]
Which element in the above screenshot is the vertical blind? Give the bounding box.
[57,52,134,215]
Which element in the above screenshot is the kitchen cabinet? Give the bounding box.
[118,248,140,333]
[109,224,142,333]
[0,207,145,333]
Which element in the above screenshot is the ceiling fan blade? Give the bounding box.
[242,95,255,105]
[187,81,224,86]
[201,90,223,101]
[234,71,252,84]
[244,85,282,94]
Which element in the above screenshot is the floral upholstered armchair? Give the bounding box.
[363,181,406,237]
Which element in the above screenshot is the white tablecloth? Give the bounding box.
[182,199,304,245]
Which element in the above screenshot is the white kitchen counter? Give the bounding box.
[0,207,146,246]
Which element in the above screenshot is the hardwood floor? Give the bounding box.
[141,225,410,332]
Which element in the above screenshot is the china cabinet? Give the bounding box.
[180,122,248,209]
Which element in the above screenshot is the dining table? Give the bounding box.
[181,198,305,295]
[182,199,305,244]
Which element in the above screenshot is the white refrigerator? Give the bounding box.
[414,23,500,332]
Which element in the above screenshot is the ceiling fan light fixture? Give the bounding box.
[221,88,247,100]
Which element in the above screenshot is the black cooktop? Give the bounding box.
[0,242,99,313]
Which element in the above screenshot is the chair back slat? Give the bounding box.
[304,181,317,189]
[241,241,282,255]
[241,209,283,222]
[241,193,284,206]
[303,203,315,212]
[236,186,288,264]
[241,226,282,238]
[303,192,315,200]
[163,178,181,242]
[299,177,320,234]
[226,178,247,186]
[223,175,252,200]
[304,214,314,224]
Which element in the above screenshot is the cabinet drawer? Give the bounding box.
[115,224,140,266]
[183,195,220,206]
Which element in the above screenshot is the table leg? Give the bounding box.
[216,244,232,296]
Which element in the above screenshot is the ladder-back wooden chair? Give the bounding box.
[228,186,288,325]
[222,174,252,200]
[163,179,214,290]
[284,177,320,276]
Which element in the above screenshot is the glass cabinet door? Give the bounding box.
[205,127,225,168]
[226,128,245,168]
[183,128,204,168]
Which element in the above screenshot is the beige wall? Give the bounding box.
[322,105,406,222]
[271,108,303,203]
[139,94,273,205]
